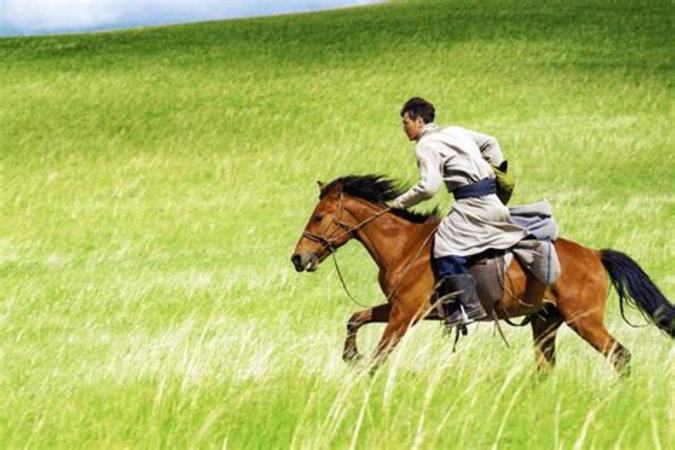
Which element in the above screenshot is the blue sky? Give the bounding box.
[0,0,378,37]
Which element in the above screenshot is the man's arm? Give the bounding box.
[464,128,505,167]
[389,144,442,209]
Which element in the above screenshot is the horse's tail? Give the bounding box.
[600,249,674,337]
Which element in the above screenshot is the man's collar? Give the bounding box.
[418,122,438,140]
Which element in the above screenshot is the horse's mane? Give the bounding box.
[320,174,439,224]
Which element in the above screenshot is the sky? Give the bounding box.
[0,0,378,37]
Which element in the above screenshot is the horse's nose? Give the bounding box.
[291,254,304,272]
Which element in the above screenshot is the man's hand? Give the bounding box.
[386,199,404,210]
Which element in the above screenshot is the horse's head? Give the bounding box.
[291,180,355,273]
[291,175,438,273]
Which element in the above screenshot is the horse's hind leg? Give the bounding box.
[568,315,631,376]
[530,307,564,372]
[558,304,632,376]
[554,245,631,376]
[343,304,391,363]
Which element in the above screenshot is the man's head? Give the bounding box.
[400,97,435,141]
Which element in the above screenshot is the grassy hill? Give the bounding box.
[0,0,672,448]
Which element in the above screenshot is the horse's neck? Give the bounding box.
[347,201,434,273]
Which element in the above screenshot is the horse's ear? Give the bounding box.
[317,180,325,189]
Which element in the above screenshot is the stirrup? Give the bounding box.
[444,305,487,328]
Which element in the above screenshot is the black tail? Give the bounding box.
[601,249,674,338]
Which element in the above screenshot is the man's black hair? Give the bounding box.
[400,97,435,123]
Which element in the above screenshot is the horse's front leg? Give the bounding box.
[343,303,391,363]
[370,302,424,371]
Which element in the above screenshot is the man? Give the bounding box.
[388,97,527,327]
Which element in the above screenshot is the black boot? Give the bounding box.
[437,274,487,328]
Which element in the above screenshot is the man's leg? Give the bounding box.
[434,255,487,327]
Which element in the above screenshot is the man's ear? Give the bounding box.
[317,180,325,189]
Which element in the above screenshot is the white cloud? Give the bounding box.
[2,0,121,33]
[0,1,379,36]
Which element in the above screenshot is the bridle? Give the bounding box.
[301,193,438,310]
[302,193,391,257]
[301,193,391,307]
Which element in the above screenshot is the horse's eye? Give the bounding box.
[313,214,324,223]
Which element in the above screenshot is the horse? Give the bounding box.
[291,175,674,374]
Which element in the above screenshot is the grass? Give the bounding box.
[0,0,673,448]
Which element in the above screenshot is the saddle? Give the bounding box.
[467,238,561,317]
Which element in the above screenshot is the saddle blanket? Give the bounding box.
[469,200,561,312]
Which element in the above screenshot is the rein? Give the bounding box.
[302,195,392,254]
[302,194,394,307]
[303,194,439,308]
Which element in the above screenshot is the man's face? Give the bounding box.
[401,111,425,141]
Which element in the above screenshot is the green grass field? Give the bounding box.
[1,0,673,448]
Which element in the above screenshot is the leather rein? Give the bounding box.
[302,194,391,256]
[301,194,437,309]
[301,194,391,307]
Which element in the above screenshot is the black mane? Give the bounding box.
[321,175,439,224]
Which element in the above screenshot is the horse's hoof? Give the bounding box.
[617,364,631,379]
[533,367,554,382]
[343,350,363,364]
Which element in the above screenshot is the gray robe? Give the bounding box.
[392,123,527,258]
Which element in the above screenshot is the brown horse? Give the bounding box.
[291,175,674,374]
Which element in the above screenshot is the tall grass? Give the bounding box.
[0,0,673,448]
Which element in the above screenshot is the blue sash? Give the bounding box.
[453,178,496,201]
